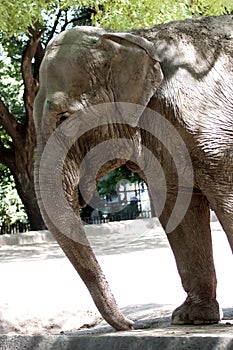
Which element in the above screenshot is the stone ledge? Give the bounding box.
[1,304,233,349]
[1,326,233,350]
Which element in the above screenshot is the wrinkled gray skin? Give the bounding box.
[34,15,233,330]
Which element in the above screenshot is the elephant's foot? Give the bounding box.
[172,298,221,325]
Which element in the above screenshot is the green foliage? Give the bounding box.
[0,56,24,153]
[97,165,142,197]
[0,61,25,123]
[1,0,232,38]
[0,0,69,38]
[0,166,27,225]
[0,0,46,37]
[92,0,233,30]
[190,0,233,17]
[0,0,93,39]
[91,0,190,30]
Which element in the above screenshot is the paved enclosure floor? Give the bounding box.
[0,218,233,348]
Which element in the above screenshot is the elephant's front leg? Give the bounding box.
[159,190,221,324]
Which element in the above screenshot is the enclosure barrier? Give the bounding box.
[82,210,152,224]
[0,222,30,235]
[0,210,152,234]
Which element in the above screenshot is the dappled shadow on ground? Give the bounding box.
[124,303,172,330]
[88,226,169,256]
[0,223,168,262]
[0,219,223,262]
[222,308,233,321]
[0,243,65,263]
[0,217,223,263]
[66,304,233,336]
[67,303,173,335]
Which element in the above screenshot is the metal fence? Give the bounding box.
[0,210,152,234]
[0,222,30,235]
[82,210,152,225]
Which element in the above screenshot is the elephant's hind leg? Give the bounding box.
[159,190,221,325]
[205,191,233,252]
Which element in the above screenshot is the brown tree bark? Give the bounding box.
[0,26,46,230]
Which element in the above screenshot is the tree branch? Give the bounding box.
[0,98,21,140]
[33,40,45,94]
[0,140,15,172]
[45,9,62,46]
[21,26,45,123]
[61,9,96,32]
[20,25,46,160]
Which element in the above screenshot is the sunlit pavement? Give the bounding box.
[0,218,233,349]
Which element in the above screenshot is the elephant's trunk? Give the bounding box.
[34,116,134,330]
[43,212,133,330]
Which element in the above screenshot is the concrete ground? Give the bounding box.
[0,218,233,349]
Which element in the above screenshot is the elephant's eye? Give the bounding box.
[56,112,69,127]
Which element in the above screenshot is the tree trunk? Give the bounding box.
[13,168,46,230]
[0,26,46,230]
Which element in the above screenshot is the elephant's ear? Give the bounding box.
[98,33,163,106]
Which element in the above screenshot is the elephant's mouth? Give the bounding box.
[70,124,143,209]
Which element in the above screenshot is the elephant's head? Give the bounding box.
[34,27,163,140]
[33,26,163,330]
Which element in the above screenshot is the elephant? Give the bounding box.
[33,15,233,330]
